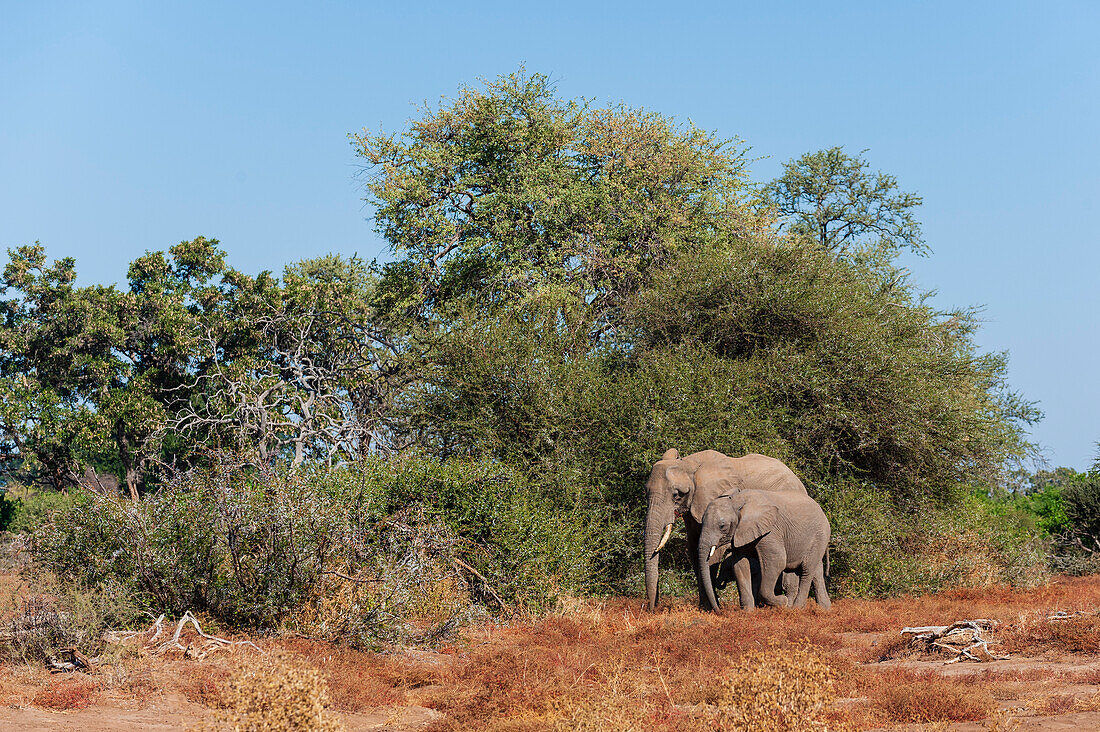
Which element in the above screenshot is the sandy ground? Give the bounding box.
[0,700,441,731]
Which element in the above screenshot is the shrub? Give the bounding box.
[707,641,839,731]
[32,453,628,644]
[823,482,1047,598]
[199,660,344,732]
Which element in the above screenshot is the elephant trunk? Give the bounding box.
[698,543,721,612]
[644,504,674,612]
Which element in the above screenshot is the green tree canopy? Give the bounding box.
[352,72,1038,509]
[2,71,1039,523]
[352,70,756,342]
[765,147,926,258]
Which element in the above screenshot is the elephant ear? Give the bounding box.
[688,462,746,523]
[661,448,680,461]
[733,503,780,547]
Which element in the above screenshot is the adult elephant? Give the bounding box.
[643,448,808,611]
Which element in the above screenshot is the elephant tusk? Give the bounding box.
[655,523,674,553]
[708,545,716,560]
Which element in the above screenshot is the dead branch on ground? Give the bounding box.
[900,619,1009,664]
[116,611,265,660]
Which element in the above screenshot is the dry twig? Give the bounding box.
[1046,610,1096,622]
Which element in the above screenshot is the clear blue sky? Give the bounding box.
[2,2,1097,469]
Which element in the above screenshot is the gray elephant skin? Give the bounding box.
[698,490,831,612]
[643,448,808,611]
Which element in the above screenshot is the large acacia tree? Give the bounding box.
[353,71,757,344]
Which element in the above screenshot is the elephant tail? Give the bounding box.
[825,545,831,578]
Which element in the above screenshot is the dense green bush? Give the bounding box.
[988,468,1100,575]
[0,483,77,534]
[823,482,1047,597]
[32,454,630,643]
[1014,484,1071,538]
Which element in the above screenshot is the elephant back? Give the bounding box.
[687,452,807,523]
[730,454,808,495]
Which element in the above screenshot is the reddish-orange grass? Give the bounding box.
[32,675,97,711]
[87,575,1100,730]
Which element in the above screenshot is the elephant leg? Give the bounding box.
[791,565,813,609]
[685,521,713,610]
[780,571,798,607]
[812,561,832,610]
[749,555,762,602]
[755,539,788,608]
[732,556,756,611]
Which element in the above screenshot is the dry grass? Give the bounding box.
[1027,692,1078,715]
[402,577,1100,730]
[32,673,98,710]
[707,641,841,731]
[0,563,28,619]
[6,575,1100,729]
[275,639,438,711]
[863,671,997,724]
[178,663,232,708]
[1001,611,1100,655]
[106,665,161,705]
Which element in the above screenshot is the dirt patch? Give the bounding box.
[0,700,440,731]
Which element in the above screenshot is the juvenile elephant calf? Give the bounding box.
[697,489,831,612]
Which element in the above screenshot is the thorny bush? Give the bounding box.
[32,453,627,646]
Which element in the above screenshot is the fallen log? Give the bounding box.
[899,619,1009,664]
[47,647,93,673]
